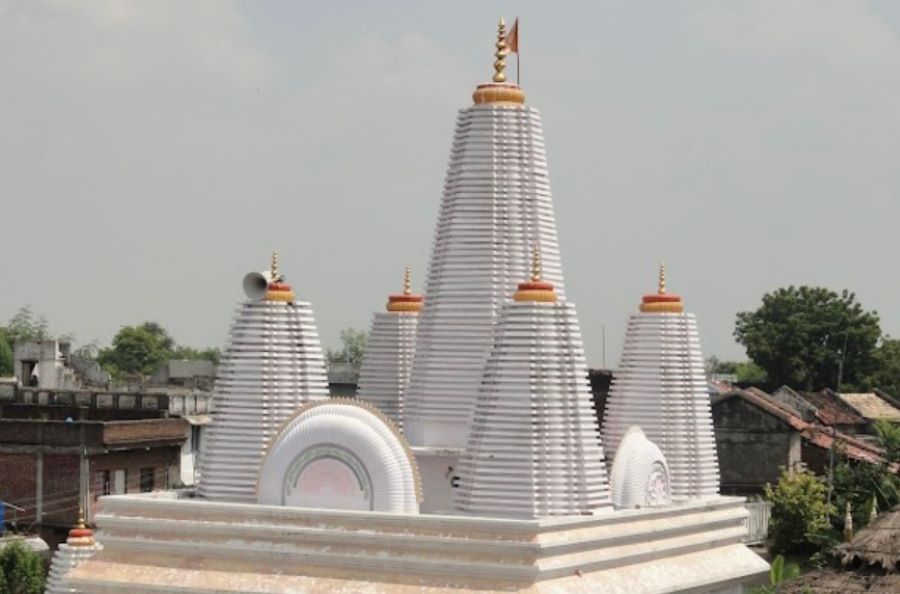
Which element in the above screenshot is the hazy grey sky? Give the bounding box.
[3,0,900,366]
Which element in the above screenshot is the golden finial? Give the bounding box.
[493,17,508,83]
[658,262,666,295]
[403,266,412,296]
[271,250,280,281]
[77,504,85,529]
[531,249,541,282]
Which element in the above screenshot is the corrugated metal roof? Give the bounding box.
[839,393,900,422]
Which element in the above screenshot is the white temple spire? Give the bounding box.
[356,267,423,428]
[404,23,564,448]
[455,273,612,517]
[602,266,720,500]
[197,254,328,501]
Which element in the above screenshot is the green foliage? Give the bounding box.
[0,328,12,376]
[735,287,881,391]
[874,420,900,463]
[765,468,834,555]
[866,337,900,402]
[97,322,218,378]
[171,346,221,365]
[0,540,45,594]
[4,306,50,347]
[326,328,368,368]
[707,357,768,384]
[748,555,802,594]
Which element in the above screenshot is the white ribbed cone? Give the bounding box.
[356,311,419,428]
[455,299,612,518]
[405,104,567,448]
[45,539,101,594]
[602,312,720,500]
[197,299,329,502]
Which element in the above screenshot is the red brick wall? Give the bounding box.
[0,452,38,525]
[0,445,180,532]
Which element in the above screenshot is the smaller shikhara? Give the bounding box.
[197,252,329,502]
[455,256,612,517]
[602,264,720,501]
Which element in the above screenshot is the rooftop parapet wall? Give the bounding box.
[0,386,209,415]
[0,418,187,449]
[67,492,767,593]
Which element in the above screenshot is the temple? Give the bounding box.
[51,20,767,594]
[355,267,422,427]
[197,252,329,502]
[602,265,721,500]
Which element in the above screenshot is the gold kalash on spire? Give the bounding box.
[639,262,684,313]
[473,17,525,105]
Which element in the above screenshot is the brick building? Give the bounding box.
[0,386,197,547]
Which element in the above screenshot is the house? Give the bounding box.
[0,384,210,547]
[712,387,890,494]
[838,390,900,425]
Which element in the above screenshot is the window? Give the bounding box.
[191,426,201,453]
[94,470,111,496]
[140,468,154,493]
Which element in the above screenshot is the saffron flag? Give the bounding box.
[506,17,519,53]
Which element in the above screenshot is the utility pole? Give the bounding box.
[827,331,850,507]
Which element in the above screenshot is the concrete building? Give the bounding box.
[14,340,110,390]
[0,388,187,546]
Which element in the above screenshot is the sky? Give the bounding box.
[2,0,900,366]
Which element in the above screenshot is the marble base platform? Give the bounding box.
[68,491,767,593]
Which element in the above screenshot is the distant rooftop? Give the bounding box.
[839,392,900,423]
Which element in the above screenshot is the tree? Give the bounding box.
[735,287,881,391]
[0,328,12,376]
[866,337,900,399]
[97,322,220,379]
[171,346,221,365]
[706,357,767,384]
[765,468,834,555]
[4,306,49,347]
[98,322,176,377]
[326,328,368,368]
[0,540,45,594]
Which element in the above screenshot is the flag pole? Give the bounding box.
[517,19,521,87]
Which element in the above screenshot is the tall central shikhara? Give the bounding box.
[404,19,566,448]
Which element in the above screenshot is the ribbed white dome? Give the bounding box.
[609,426,671,509]
[45,531,102,594]
[454,298,612,518]
[404,104,567,449]
[257,400,421,514]
[198,299,329,502]
[356,311,418,428]
[602,312,719,500]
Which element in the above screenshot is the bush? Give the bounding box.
[0,540,45,594]
[765,468,834,555]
